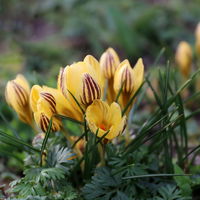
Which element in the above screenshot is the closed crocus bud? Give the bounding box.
[175,41,192,78]
[30,85,62,132]
[100,48,120,104]
[86,99,126,141]
[5,74,32,125]
[114,58,144,111]
[58,57,103,111]
[100,48,120,79]
[195,23,200,56]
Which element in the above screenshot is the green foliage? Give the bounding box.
[154,185,183,200]
[8,145,79,199]
[82,166,186,200]
[174,164,192,197]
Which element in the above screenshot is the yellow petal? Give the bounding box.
[5,75,32,125]
[30,85,42,112]
[86,99,109,126]
[15,74,30,94]
[50,87,83,121]
[107,116,126,140]
[175,41,192,78]
[132,58,144,93]
[57,67,68,98]
[34,112,61,132]
[109,102,122,124]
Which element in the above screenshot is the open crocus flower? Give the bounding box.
[85,100,126,141]
[100,47,120,104]
[175,41,192,78]
[114,58,144,113]
[195,22,200,56]
[58,55,103,112]
[5,74,32,125]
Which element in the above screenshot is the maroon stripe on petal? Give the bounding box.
[12,81,26,107]
[40,93,56,113]
[85,76,92,104]
[87,75,96,99]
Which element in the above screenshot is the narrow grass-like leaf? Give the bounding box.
[122,81,145,116]
[181,144,200,162]
[55,114,84,125]
[0,112,19,138]
[0,130,40,153]
[184,90,200,104]
[40,118,52,166]
[146,77,162,108]
[103,80,108,101]
[115,81,125,103]
[67,89,85,114]
[73,130,110,171]
[152,47,165,67]
[122,174,192,180]
[71,132,86,149]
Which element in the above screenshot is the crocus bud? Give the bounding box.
[175,41,192,78]
[81,73,101,106]
[100,48,120,79]
[115,60,134,93]
[58,60,102,110]
[114,58,144,113]
[5,74,32,125]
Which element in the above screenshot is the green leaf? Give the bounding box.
[174,164,192,197]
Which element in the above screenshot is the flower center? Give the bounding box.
[99,123,107,131]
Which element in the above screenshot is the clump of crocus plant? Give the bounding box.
[5,47,144,167]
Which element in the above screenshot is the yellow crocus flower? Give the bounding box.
[58,55,103,112]
[100,47,120,104]
[5,74,32,125]
[175,41,192,78]
[195,22,200,56]
[114,58,144,112]
[85,99,126,140]
[30,85,61,132]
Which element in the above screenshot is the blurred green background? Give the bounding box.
[1,0,200,82]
